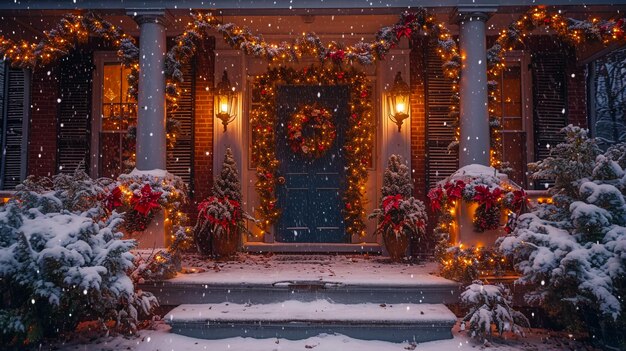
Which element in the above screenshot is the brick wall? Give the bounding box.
[409,37,428,203]
[192,37,216,208]
[28,67,59,177]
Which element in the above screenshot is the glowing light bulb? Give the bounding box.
[395,102,406,113]
[220,102,229,113]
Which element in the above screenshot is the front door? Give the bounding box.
[275,85,349,243]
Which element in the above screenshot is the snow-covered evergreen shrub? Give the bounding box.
[370,155,428,247]
[0,171,157,347]
[194,148,253,255]
[460,281,529,340]
[213,147,243,204]
[381,154,413,198]
[498,125,626,345]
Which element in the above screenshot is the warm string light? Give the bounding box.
[485,6,626,168]
[251,66,374,238]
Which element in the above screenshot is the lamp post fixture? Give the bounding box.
[215,70,237,132]
[387,71,410,132]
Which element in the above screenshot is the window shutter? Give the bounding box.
[426,42,458,188]
[57,53,93,174]
[532,53,567,162]
[0,62,30,190]
[167,62,194,187]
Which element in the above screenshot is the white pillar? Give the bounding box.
[130,10,168,171]
[456,8,494,167]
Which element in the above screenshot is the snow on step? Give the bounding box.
[165,300,456,343]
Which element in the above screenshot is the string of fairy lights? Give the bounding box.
[251,66,374,237]
[0,7,625,243]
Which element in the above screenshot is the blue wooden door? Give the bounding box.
[275,85,349,243]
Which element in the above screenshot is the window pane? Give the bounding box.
[100,62,136,178]
[593,48,626,148]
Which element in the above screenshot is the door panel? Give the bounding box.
[275,85,349,243]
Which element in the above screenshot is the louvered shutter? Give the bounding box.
[532,53,567,162]
[167,62,194,187]
[0,62,30,190]
[426,42,458,188]
[57,53,93,174]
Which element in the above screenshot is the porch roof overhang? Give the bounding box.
[0,0,623,12]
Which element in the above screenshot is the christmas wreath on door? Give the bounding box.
[287,104,336,158]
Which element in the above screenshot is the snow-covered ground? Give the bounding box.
[49,322,590,351]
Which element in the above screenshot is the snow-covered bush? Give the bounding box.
[498,125,626,344]
[369,155,428,256]
[0,171,157,347]
[194,148,253,255]
[460,281,529,340]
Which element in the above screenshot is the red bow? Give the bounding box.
[511,189,527,212]
[131,184,162,216]
[327,49,345,62]
[104,186,123,211]
[396,26,412,39]
[473,186,502,210]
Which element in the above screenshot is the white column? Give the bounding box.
[130,10,168,171]
[456,8,494,167]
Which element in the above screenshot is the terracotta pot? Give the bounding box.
[211,225,239,259]
[383,228,410,262]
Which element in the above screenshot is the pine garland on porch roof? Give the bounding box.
[250,66,374,238]
[484,6,626,170]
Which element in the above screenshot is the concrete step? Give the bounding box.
[143,279,460,305]
[165,300,457,343]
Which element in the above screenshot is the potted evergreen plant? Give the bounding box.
[194,148,253,258]
[369,155,428,261]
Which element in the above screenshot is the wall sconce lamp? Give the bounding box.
[387,71,410,132]
[215,70,238,132]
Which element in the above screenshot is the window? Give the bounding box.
[493,53,533,187]
[0,60,30,190]
[91,54,136,179]
[590,47,626,149]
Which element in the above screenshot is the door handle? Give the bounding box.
[277,176,286,185]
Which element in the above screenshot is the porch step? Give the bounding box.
[165,300,456,343]
[140,259,461,305]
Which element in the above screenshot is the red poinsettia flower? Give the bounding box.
[473,185,502,210]
[382,194,403,213]
[337,71,345,80]
[444,179,465,201]
[104,186,123,211]
[131,184,162,216]
[427,186,444,212]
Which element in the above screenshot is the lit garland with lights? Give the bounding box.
[429,169,526,281]
[287,104,336,158]
[251,66,374,237]
[103,172,191,279]
[485,6,626,169]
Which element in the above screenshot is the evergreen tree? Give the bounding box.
[499,127,626,347]
[381,154,413,198]
[0,170,157,346]
[213,148,242,203]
